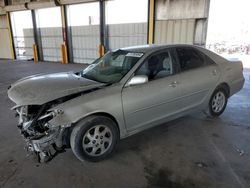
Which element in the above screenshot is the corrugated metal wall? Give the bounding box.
[154,0,210,46]
[70,23,148,64]
[194,19,208,45]
[40,27,63,62]
[155,19,195,44]
[107,23,147,50]
[0,15,12,59]
[69,23,147,64]
[71,25,100,64]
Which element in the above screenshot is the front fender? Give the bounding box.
[48,85,127,138]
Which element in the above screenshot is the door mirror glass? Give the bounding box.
[126,75,148,87]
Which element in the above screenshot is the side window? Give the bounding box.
[135,52,173,81]
[176,48,205,71]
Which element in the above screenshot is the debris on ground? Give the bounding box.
[195,162,208,168]
[234,146,245,156]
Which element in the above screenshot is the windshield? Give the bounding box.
[81,50,143,84]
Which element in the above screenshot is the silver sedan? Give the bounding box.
[8,44,245,162]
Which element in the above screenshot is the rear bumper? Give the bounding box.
[230,77,245,96]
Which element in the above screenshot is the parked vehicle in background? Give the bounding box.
[207,42,250,55]
[7,44,245,163]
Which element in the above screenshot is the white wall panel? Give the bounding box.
[0,29,12,59]
[107,23,147,50]
[40,27,63,62]
[71,25,99,64]
[0,15,12,59]
[23,28,34,58]
[0,15,7,27]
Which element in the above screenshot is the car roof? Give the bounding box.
[120,44,203,54]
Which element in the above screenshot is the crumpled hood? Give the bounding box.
[8,72,105,106]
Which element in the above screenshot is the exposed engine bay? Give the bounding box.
[12,85,104,163]
[15,102,69,162]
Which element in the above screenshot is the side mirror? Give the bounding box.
[126,75,148,87]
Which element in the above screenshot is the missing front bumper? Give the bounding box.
[25,128,66,163]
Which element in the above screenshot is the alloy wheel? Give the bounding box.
[82,125,113,156]
[211,91,226,113]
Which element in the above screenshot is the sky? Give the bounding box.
[206,0,250,44]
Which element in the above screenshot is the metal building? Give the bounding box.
[0,0,210,64]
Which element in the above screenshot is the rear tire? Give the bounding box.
[70,116,119,162]
[206,87,228,117]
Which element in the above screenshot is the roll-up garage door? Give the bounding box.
[105,0,148,51]
[36,7,63,62]
[10,10,34,60]
[67,2,100,64]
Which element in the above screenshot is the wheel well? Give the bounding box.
[90,112,120,135]
[217,82,230,97]
[71,112,120,136]
[64,112,121,148]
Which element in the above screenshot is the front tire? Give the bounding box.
[70,116,119,162]
[207,88,228,117]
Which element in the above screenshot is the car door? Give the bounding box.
[122,50,182,132]
[175,47,221,110]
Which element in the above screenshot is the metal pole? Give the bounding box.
[31,9,43,61]
[147,0,155,44]
[61,5,73,63]
[60,5,68,64]
[99,0,106,56]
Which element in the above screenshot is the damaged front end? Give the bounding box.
[7,70,108,163]
[14,104,69,163]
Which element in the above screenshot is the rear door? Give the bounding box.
[122,49,182,132]
[175,47,221,110]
